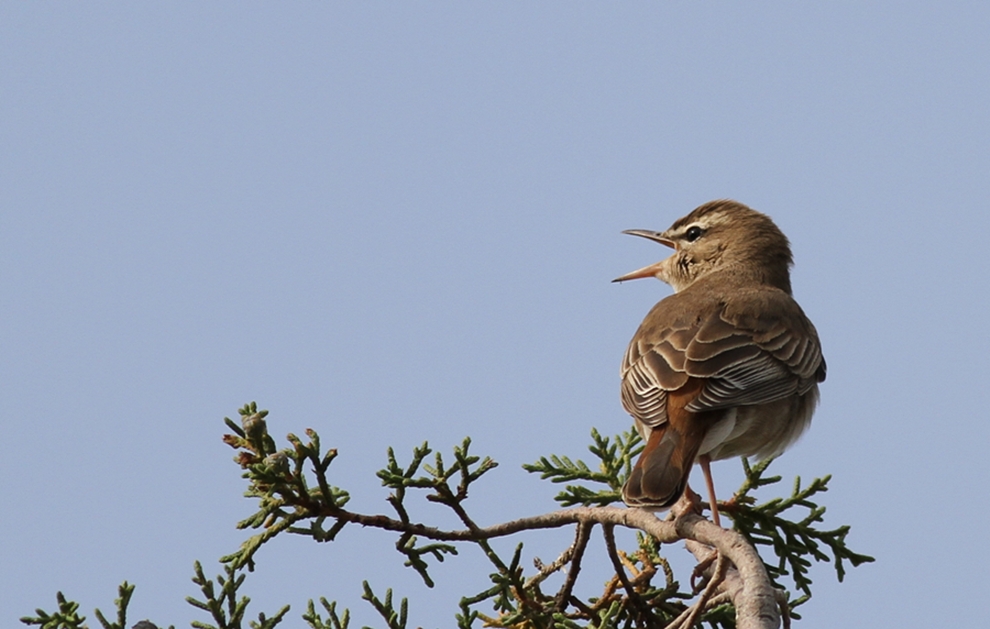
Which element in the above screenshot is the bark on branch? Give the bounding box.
[324,503,781,629]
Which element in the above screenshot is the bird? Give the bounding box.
[613,200,825,526]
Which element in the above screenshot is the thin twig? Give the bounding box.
[670,552,728,629]
[442,489,514,576]
[317,505,685,544]
[525,545,575,589]
[276,498,778,628]
[603,524,655,624]
[705,592,732,609]
[773,589,792,629]
[554,521,594,612]
[568,596,598,624]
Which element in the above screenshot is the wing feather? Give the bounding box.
[621,285,825,428]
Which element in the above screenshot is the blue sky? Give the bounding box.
[3,3,989,628]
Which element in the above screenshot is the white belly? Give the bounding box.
[699,384,820,461]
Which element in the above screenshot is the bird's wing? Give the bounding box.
[621,288,825,428]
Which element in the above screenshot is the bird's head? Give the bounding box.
[613,200,794,293]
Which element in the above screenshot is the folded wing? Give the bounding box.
[621,288,825,430]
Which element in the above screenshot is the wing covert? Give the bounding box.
[621,287,824,424]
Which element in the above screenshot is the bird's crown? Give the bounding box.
[665,199,794,292]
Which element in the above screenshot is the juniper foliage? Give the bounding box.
[22,403,873,629]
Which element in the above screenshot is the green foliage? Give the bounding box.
[359,583,409,629]
[301,598,349,629]
[219,403,351,571]
[523,427,641,507]
[186,560,290,629]
[375,438,498,587]
[21,591,89,629]
[24,402,873,629]
[523,423,876,618]
[20,583,174,629]
[727,458,876,610]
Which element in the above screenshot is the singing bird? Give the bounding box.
[614,200,825,526]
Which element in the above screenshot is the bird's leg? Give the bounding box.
[681,464,722,592]
[698,454,721,528]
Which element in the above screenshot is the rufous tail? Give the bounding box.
[622,424,703,509]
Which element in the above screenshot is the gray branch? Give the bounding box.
[327,502,781,628]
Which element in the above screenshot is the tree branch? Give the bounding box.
[215,406,870,628]
[23,408,872,629]
[318,503,780,628]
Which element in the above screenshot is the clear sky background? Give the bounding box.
[3,3,989,628]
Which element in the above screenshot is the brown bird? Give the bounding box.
[614,200,825,526]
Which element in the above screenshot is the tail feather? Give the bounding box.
[622,425,703,509]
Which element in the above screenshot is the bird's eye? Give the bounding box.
[685,226,703,242]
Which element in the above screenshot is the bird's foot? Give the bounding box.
[671,485,704,520]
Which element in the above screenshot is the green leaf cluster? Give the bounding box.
[23,402,873,629]
[523,427,642,507]
[727,458,875,612]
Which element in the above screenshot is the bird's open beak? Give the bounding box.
[621,229,676,248]
[612,230,676,283]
